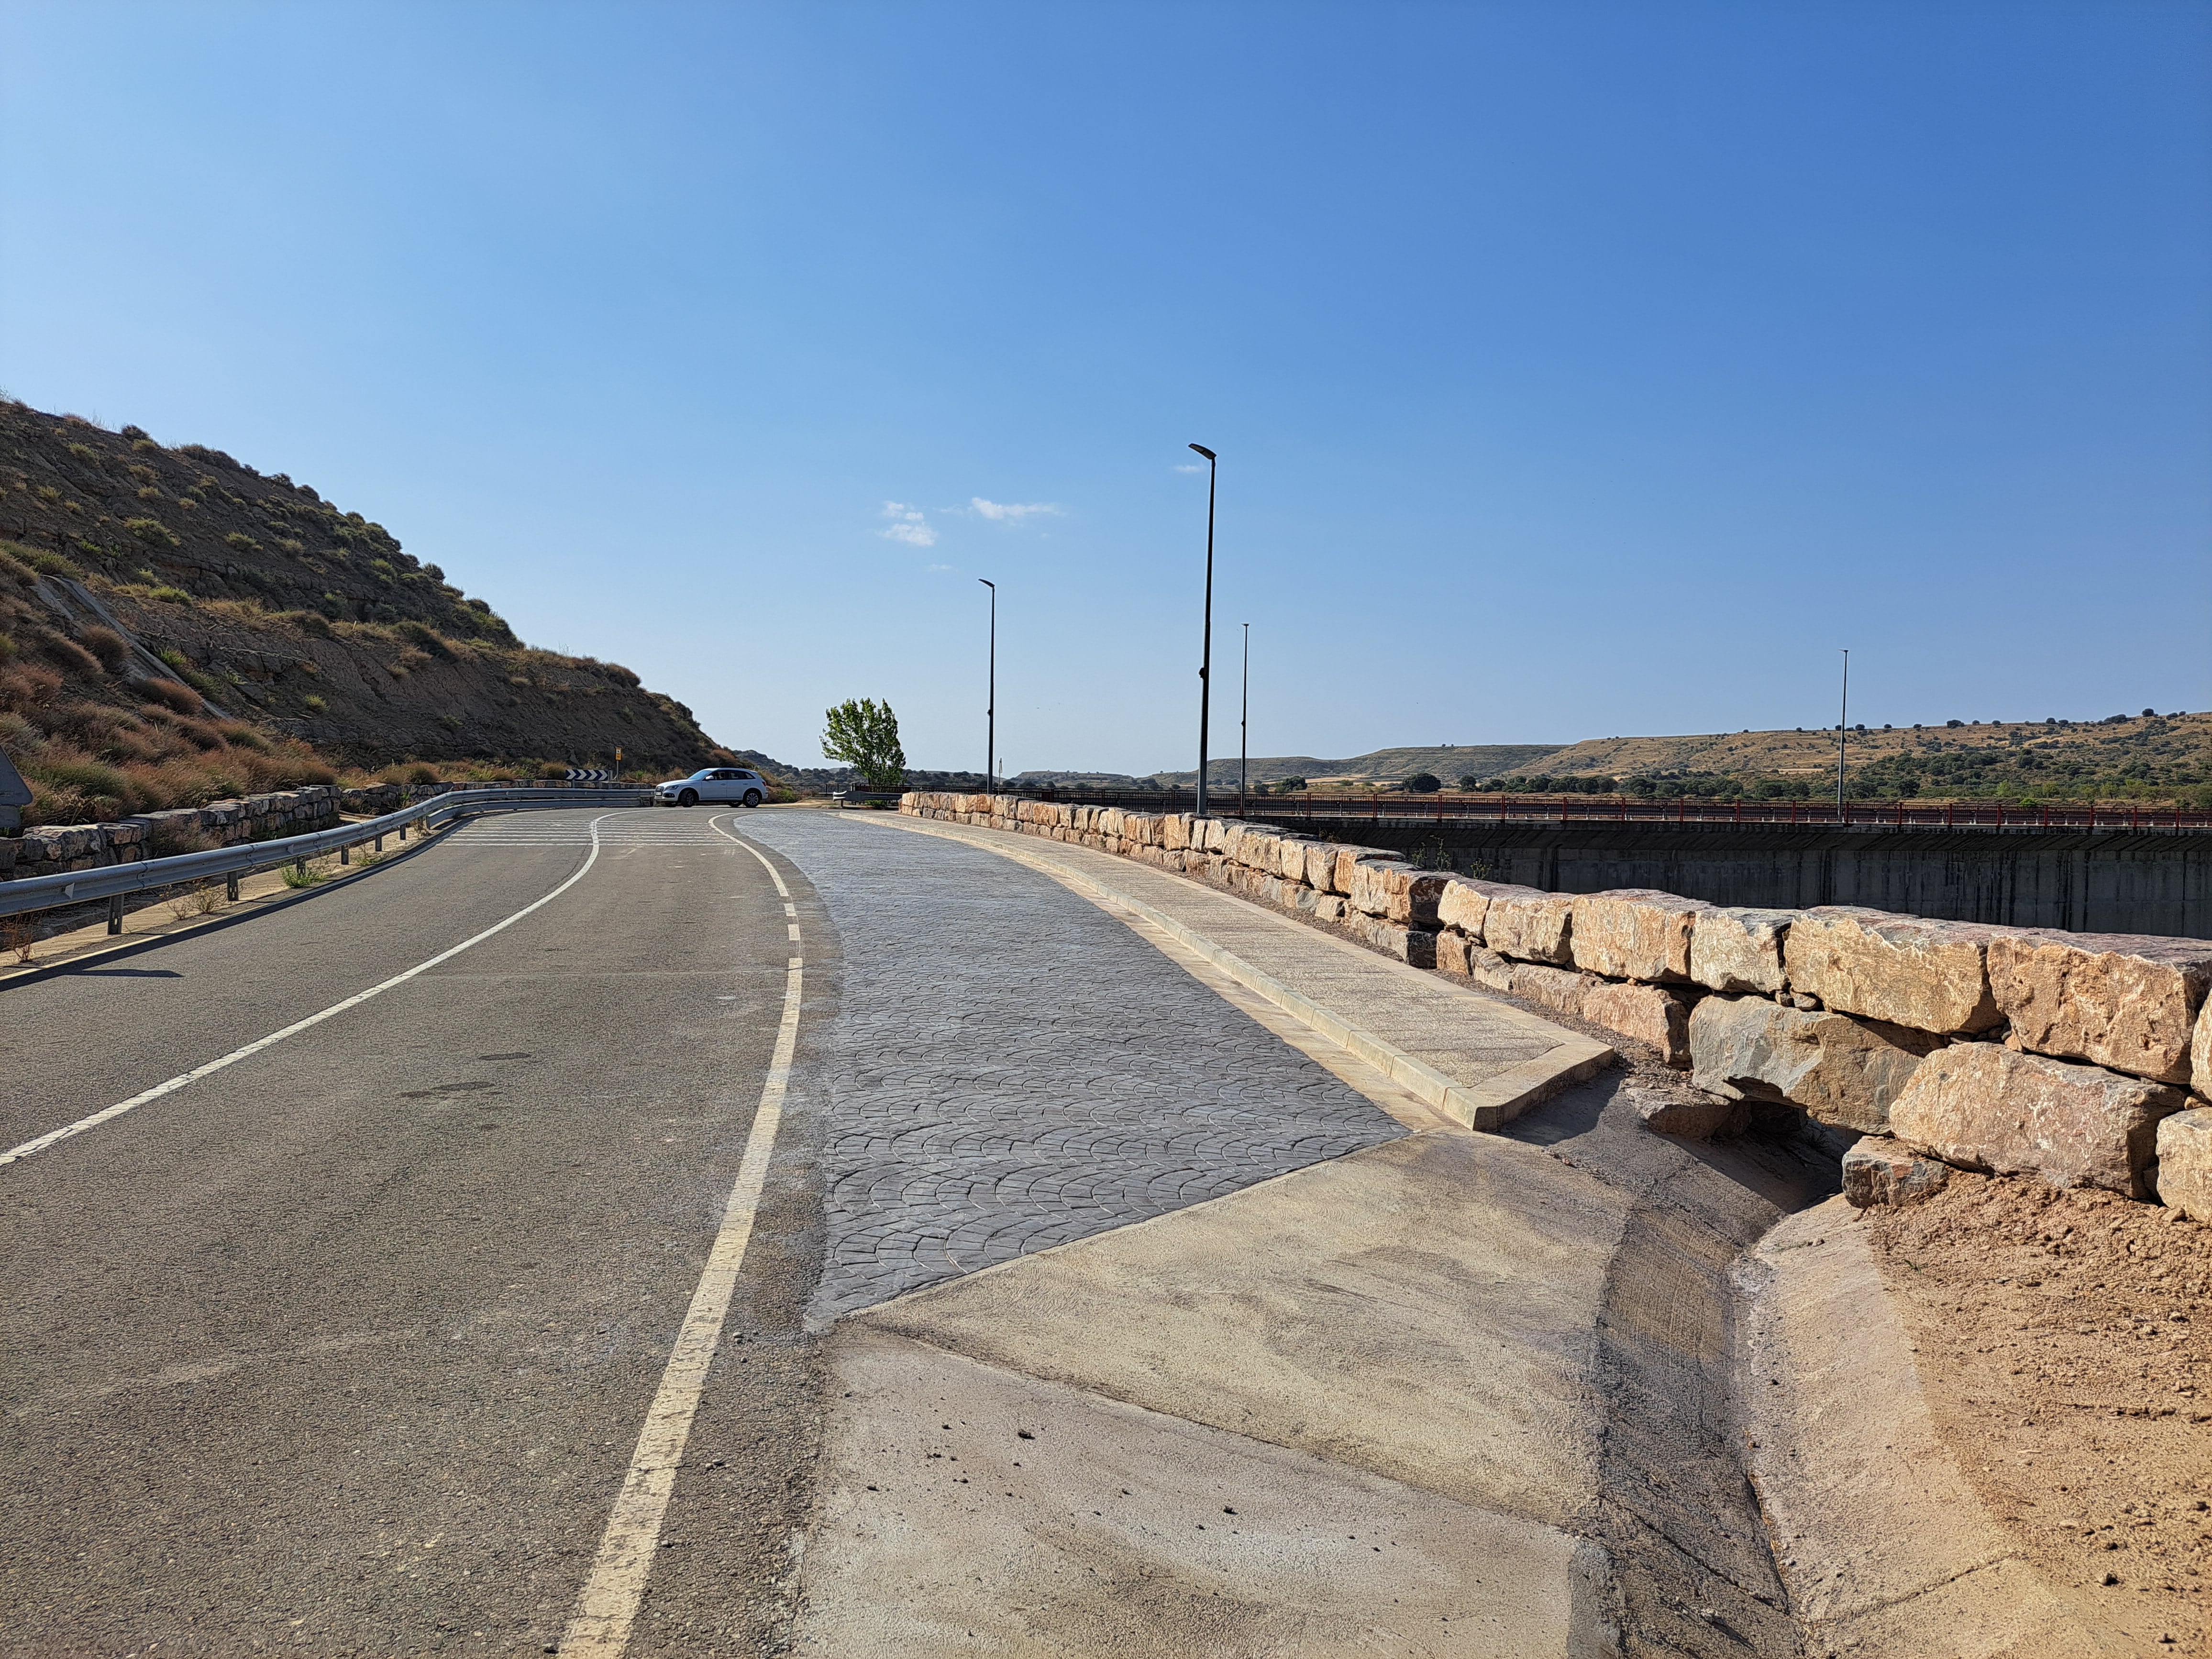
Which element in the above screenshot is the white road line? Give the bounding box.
[0,815,616,1169]
[560,817,799,1657]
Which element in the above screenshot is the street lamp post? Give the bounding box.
[1189,443,1217,818]
[1836,648,1849,818]
[1239,621,1249,816]
[980,578,996,792]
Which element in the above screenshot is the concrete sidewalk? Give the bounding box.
[774,813,1824,1658]
[857,811,1612,1130]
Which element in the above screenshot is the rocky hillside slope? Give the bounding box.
[0,402,727,822]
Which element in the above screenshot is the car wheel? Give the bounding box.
[679,788,698,807]
[743,789,763,808]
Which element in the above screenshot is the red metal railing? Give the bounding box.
[949,787,2212,834]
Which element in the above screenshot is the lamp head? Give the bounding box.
[1188,444,1216,461]
[979,577,994,589]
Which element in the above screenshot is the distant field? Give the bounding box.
[1124,712,2212,806]
[1146,744,1561,789]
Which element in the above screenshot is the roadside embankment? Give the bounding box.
[902,792,2212,1223]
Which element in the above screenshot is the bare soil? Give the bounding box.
[1867,1171,2212,1652]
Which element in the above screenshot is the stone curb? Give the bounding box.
[866,813,1614,1132]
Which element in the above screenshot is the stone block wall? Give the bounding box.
[2,785,342,880]
[902,791,2212,1215]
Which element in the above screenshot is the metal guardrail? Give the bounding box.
[904,788,2212,836]
[0,785,649,922]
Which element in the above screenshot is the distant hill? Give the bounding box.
[1514,713,2212,805]
[1121,715,2212,807]
[0,401,730,823]
[1146,743,1564,789]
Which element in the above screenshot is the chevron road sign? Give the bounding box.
[564,768,614,783]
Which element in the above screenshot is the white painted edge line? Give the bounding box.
[559,821,798,1657]
[0,814,616,1169]
[862,813,1612,1131]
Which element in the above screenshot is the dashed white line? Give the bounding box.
[0,815,616,1168]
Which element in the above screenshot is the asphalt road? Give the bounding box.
[1,807,830,1657]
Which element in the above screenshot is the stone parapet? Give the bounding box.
[896,790,2212,1207]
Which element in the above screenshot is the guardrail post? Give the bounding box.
[293,857,307,881]
[340,843,350,866]
[374,834,383,852]
[226,873,240,903]
[107,893,123,935]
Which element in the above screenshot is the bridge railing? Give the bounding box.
[0,785,650,923]
[883,787,2212,835]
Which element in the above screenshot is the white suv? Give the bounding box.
[657,767,768,808]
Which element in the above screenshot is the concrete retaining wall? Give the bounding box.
[1241,816,2212,937]
[903,791,2212,1215]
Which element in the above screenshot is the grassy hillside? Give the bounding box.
[1141,716,2212,807]
[0,402,729,823]
[1484,712,2212,806]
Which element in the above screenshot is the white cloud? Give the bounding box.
[925,562,952,573]
[1173,463,1206,474]
[879,501,937,547]
[970,497,1062,523]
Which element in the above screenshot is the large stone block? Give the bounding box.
[1781,907,2005,1034]
[1435,879,1492,940]
[1570,889,1709,983]
[1889,1042,2185,1199]
[1346,916,1438,968]
[1688,995,1941,1135]
[2156,1108,2212,1220]
[1161,814,1193,852]
[1345,859,1410,918]
[2199,1000,2212,1102]
[1840,1137,1951,1208]
[1581,980,1694,1066]
[1347,862,1451,926]
[1329,844,1401,896]
[1987,931,2212,1086]
[1510,962,1589,1019]
[1301,842,1336,892]
[1688,907,1797,995]
[1484,889,1575,966]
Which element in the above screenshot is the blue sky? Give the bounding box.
[3,1,2207,775]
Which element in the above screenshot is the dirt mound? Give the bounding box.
[1869,1172,2212,1650]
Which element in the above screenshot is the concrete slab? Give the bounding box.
[1740,1197,2146,1656]
[848,1132,1622,1529]
[795,1328,1578,1659]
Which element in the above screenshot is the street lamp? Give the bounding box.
[1836,648,1849,818]
[1189,443,1217,818]
[980,578,996,792]
[1239,621,1250,816]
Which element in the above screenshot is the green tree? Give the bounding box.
[822,697,908,791]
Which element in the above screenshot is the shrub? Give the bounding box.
[0,632,12,663]
[156,648,188,671]
[303,694,327,713]
[396,619,452,658]
[225,532,261,554]
[9,544,80,579]
[136,677,206,716]
[39,633,102,677]
[125,517,181,549]
[147,586,191,603]
[79,626,129,672]
[1404,773,1441,794]
[435,712,461,731]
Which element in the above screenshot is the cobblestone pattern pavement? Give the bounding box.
[738,811,1406,1323]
